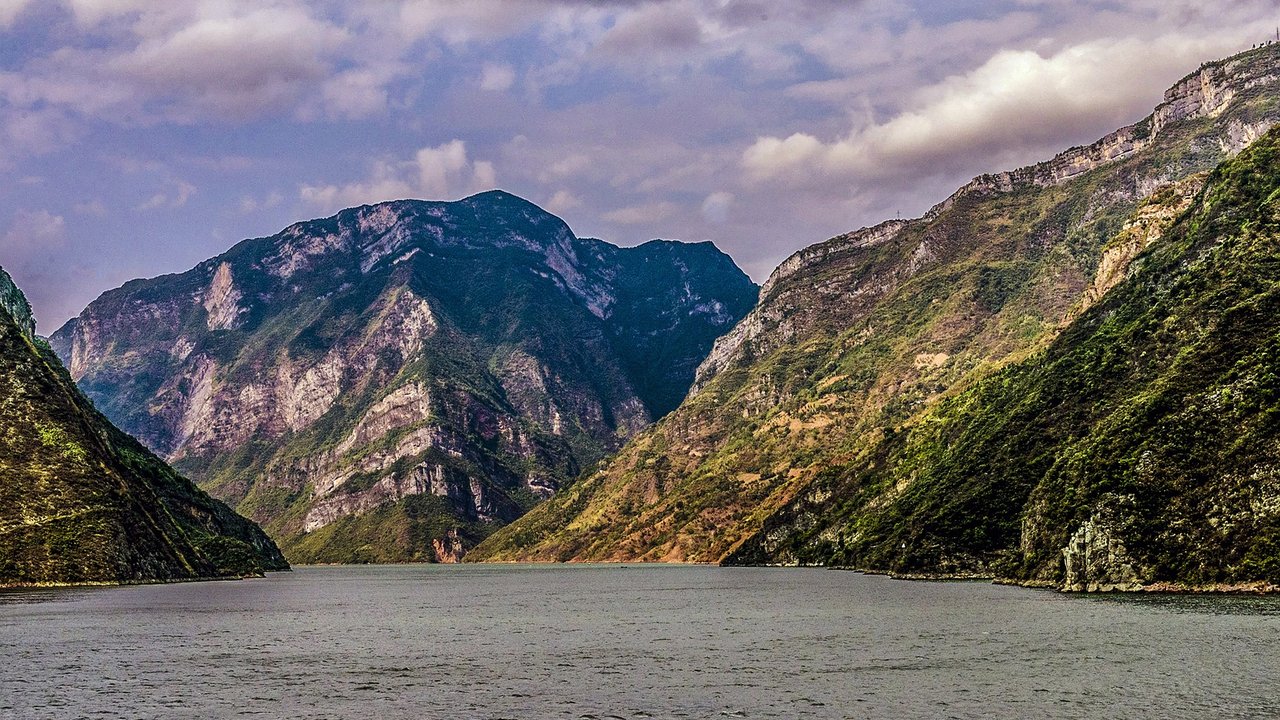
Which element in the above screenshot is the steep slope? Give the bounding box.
[472,44,1280,568]
[0,266,286,587]
[735,126,1280,591]
[53,191,757,563]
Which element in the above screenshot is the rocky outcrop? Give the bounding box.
[694,219,908,390]
[927,47,1279,219]
[0,266,35,341]
[1065,173,1206,322]
[54,191,757,563]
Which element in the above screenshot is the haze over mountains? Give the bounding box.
[53,191,757,562]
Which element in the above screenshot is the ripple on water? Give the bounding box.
[0,566,1278,719]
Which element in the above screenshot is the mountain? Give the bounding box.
[0,266,286,587]
[728,128,1280,591]
[52,191,758,563]
[472,44,1280,591]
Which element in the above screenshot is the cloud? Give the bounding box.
[238,191,283,214]
[396,0,551,44]
[743,34,1259,186]
[700,191,734,223]
[545,189,582,214]
[135,180,196,211]
[598,3,704,55]
[61,0,156,28]
[299,140,498,212]
[0,2,358,132]
[0,0,31,28]
[602,200,678,224]
[108,7,347,121]
[480,63,516,92]
[0,209,82,328]
[321,68,392,119]
[540,153,592,182]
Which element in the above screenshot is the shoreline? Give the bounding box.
[6,561,1277,596]
[0,569,287,591]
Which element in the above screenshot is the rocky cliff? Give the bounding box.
[0,266,287,587]
[53,191,757,563]
[472,44,1280,591]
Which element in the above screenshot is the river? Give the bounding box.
[1,564,1277,719]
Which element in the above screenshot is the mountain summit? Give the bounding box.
[53,191,758,562]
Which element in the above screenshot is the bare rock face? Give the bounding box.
[203,262,244,331]
[51,191,757,563]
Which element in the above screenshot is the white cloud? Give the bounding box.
[135,180,196,211]
[239,191,283,214]
[2,209,64,248]
[0,209,79,328]
[700,191,734,223]
[598,3,704,55]
[109,7,347,120]
[299,140,498,212]
[545,189,582,214]
[0,2,358,131]
[540,153,592,182]
[743,34,1261,186]
[480,63,516,92]
[0,0,31,28]
[321,68,392,119]
[602,200,678,225]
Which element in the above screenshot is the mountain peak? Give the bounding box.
[459,189,534,207]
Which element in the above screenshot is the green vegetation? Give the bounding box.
[738,127,1280,590]
[0,268,287,587]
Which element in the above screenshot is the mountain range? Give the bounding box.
[30,43,1280,591]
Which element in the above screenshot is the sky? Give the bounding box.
[0,0,1277,330]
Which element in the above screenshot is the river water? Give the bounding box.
[1,564,1277,719]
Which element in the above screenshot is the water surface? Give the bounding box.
[1,565,1277,719]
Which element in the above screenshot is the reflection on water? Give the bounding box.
[0,586,109,606]
[1,565,1277,719]
[1081,591,1280,617]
